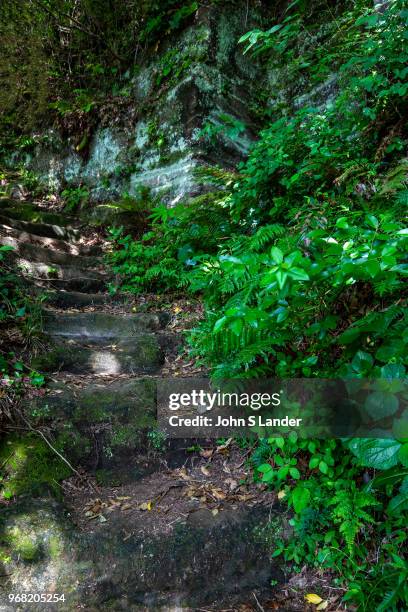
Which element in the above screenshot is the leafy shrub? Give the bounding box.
[106,4,408,607]
[107,181,238,293]
[0,245,44,403]
[254,435,408,610]
[61,186,89,212]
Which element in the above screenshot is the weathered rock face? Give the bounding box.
[15,2,263,206]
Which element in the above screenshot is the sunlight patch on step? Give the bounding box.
[89,351,121,375]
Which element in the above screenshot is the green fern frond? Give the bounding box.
[249,224,286,251]
[395,189,408,206]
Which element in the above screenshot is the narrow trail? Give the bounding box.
[0,199,306,611]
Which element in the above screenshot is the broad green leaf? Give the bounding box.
[393,411,408,439]
[275,437,285,448]
[257,463,273,473]
[336,217,349,229]
[292,485,311,513]
[381,364,406,379]
[271,246,284,264]
[352,351,373,374]
[398,443,408,467]
[213,316,227,332]
[366,260,381,278]
[319,460,328,474]
[366,214,379,229]
[230,318,243,336]
[364,391,399,420]
[309,457,320,469]
[276,270,288,289]
[387,491,408,515]
[348,438,402,470]
[288,267,309,281]
[262,470,275,483]
[370,466,408,490]
[278,466,289,480]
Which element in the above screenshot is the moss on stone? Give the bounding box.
[109,419,154,449]
[31,344,79,372]
[48,535,64,559]
[0,434,71,501]
[55,426,91,463]
[73,392,115,422]
[6,527,41,562]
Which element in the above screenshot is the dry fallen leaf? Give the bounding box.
[201,466,211,476]
[237,493,255,502]
[224,478,238,491]
[317,602,328,611]
[217,438,233,453]
[139,501,152,511]
[87,500,102,514]
[305,594,323,605]
[200,449,214,459]
[212,489,226,500]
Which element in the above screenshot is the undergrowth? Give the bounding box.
[107,2,408,608]
[0,183,46,425]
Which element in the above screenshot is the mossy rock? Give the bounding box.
[0,499,284,609]
[43,311,167,338]
[0,501,82,608]
[0,203,75,227]
[32,336,163,375]
[24,378,157,482]
[0,434,71,502]
[5,528,41,562]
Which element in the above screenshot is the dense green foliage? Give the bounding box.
[0,240,44,400]
[108,2,408,607]
[0,0,204,133]
[254,435,408,610]
[0,0,406,607]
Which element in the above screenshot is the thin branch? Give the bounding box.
[253,592,265,612]
[15,406,97,492]
[29,0,124,62]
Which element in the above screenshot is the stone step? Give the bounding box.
[43,290,130,309]
[0,214,81,242]
[0,491,283,610]
[0,200,77,227]
[14,258,108,292]
[0,224,101,256]
[31,336,163,375]
[25,377,158,476]
[0,235,101,268]
[43,310,170,339]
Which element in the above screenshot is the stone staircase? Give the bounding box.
[0,200,284,611]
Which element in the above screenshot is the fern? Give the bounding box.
[329,484,378,553]
[395,189,408,207]
[249,224,286,251]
